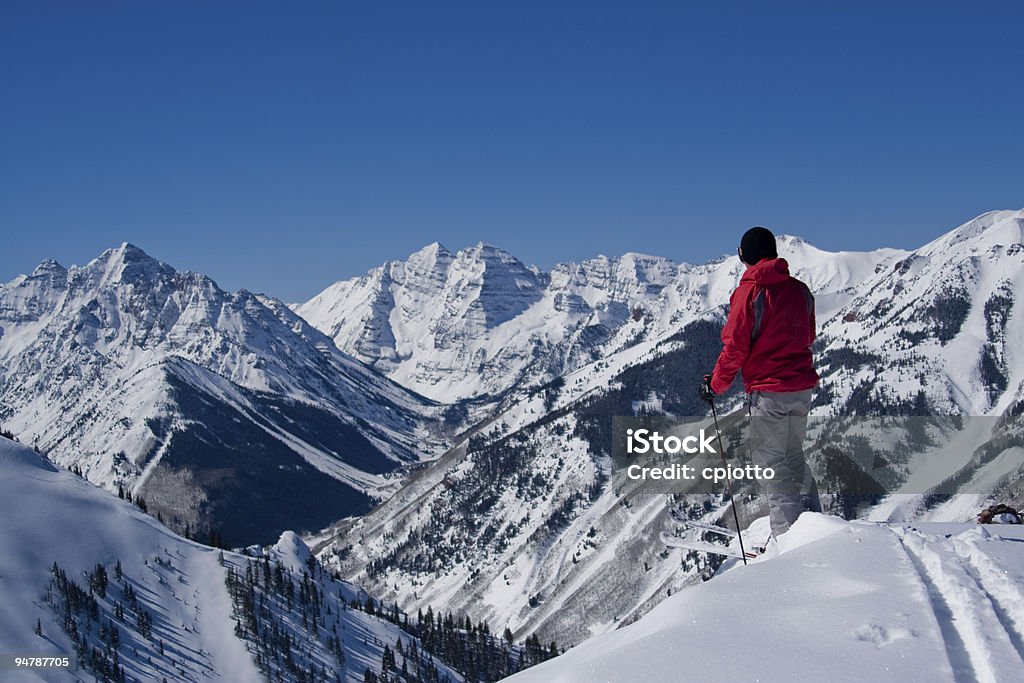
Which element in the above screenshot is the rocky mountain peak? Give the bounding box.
[30,258,67,279]
[85,241,171,288]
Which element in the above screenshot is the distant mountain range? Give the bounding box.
[294,237,906,403]
[2,209,1022,649]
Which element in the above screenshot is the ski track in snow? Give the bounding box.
[951,534,1024,661]
[897,532,983,683]
[956,546,1024,666]
[890,526,1023,683]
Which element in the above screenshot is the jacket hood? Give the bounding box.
[741,257,791,286]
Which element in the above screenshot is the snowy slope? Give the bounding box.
[0,436,461,683]
[503,514,1024,683]
[0,244,447,544]
[296,239,903,403]
[816,209,1024,416]
[317,326,750,649]
[0,438,257,682]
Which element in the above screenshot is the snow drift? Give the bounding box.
[503,513,1024,683]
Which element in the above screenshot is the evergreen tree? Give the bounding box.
[89,564,108,598]
[382,644,395,672]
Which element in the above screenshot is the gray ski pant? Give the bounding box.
[748,389,821,538]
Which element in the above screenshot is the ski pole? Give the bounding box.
[710,398,749,565]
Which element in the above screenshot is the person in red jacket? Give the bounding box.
[700,226,821,539]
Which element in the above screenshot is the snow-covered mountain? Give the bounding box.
[504,514,1024,683]
[0,244,446,545]
[815,209,1024,416]
[295,239,905,404]
[316,211,1024,647]
[0,436,466,683]
[4,210,1022,670]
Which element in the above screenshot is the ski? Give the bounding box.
[668,509,737,539]
[682,520,737,538]
[659,532,759,559]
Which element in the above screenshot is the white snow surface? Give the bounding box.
[503,513,1024,683]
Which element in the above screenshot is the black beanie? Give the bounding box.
[739,226,777,265]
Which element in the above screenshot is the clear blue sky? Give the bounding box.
[2,1,1022,301]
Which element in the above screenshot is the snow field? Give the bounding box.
[503,513,1024,683]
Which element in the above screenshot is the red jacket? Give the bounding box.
[710,258,818,394]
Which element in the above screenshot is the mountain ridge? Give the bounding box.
[0,244,447,545]
[295,233,907,404]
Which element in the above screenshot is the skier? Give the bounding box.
[700,226,821,540]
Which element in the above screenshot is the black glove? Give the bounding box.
[699,374,715,404]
